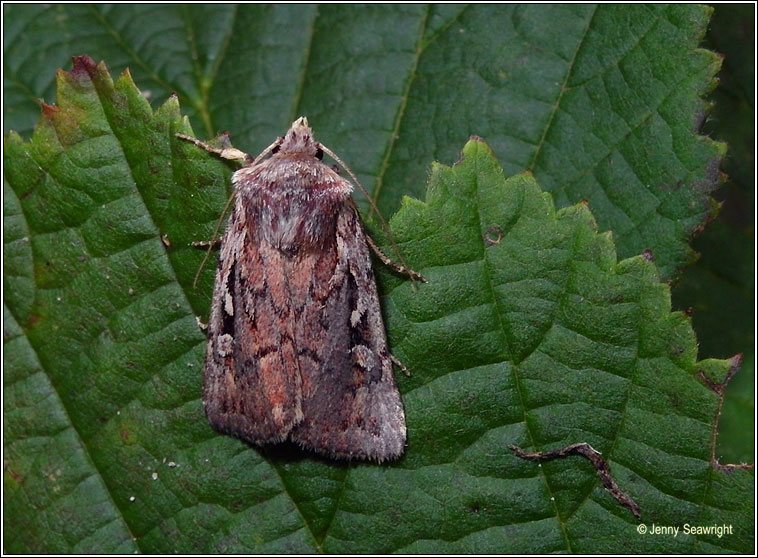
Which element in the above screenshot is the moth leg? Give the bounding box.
[191,239,222,249]
[390,354,411,377]
[188,187,239,289]
[175,133,252,165]
[365,235,427,283]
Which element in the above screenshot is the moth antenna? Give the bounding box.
[192,190,238,289]
[251,137,283,166]
[319,143,418,286]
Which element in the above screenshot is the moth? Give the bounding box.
[177,118,423,462]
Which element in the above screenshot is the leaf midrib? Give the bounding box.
[368,4,431,217]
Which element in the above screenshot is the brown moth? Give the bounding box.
[178,117,422,461]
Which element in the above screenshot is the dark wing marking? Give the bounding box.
[289,202,406,461]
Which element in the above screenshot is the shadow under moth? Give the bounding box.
[177,118,423,462]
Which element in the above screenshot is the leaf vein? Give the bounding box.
[530,4,598,169]
[369,4,431,215]
[2,300,141,550]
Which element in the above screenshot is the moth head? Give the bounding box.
[279,116,321,158]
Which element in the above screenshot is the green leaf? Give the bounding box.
[11,5,749,466]
[3,305,139,553]
[3,57,752,554]
[4,4,724,279]
[670,3,755,464]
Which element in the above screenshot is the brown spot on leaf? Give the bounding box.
[71,55,97,78]
[41,103,60,119]
[231,500,245,512]
[6,467,25,485]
